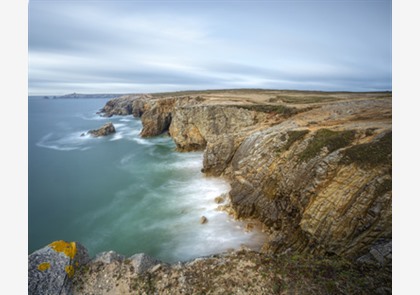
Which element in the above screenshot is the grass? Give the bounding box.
[236,104,298,117]
[298,129,356,162]
[270,95,343,104]
[278,130,309,153]
[374,178,392,198]
[340,131,392,167]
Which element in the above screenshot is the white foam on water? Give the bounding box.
[36,131,96,151]
[120,153,136,165]
[132,137,154,145]
[113,123,126,129]
[77,113,108,121]
[109,133,123,141]
[147,152,266,261]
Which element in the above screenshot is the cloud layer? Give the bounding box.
[28,0,392,95]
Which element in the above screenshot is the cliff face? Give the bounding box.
[99,94,151,117]
[169,105,272,152]
[230,127,391,258]
[98,90,392,264]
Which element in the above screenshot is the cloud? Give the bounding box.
[28,1,392,95]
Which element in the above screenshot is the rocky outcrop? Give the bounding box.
[88,122,116,137]
[168,105,278,155]
[28,240,89,295]
[99,94,151,117]
[140,97,176,137]
[71,246,390,294]
[230,126,391,258]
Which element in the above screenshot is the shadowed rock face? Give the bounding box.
[99,94,152,117]
[88,122,116,137]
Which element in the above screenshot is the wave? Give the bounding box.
[36,131,93,151]
[120,153,136,165]
[109,133,123,141]
[77,113,108,121]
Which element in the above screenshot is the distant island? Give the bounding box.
[44,92,127,99]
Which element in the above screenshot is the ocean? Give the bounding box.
[28,97,264,263]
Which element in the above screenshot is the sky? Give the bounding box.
[28,0,392,95]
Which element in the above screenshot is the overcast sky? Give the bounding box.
[28,0,392,95]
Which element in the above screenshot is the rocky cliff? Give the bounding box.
[99,90,392,265]
[30,90,392,294]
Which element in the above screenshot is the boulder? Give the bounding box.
[128,253,161,274]
[200,216,208,224]
[28,240,90,295]
[87,122,116,137]
[93,251,125,264]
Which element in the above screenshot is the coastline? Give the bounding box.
[28,89,392,294]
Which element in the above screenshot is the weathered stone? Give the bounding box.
[93,251,125,264]
[88,122,116,137]
[128,253,161,274]
[99,94,151,117]
[149,263,162,273]
[214,196,224,204]
[169,105,269,154]
[28,240,90,295]
[200,216,208,224]
[140,98,175,137]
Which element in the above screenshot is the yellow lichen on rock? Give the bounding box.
[49,240,77,259]
[65,265,75,278]
[37,262,50,271]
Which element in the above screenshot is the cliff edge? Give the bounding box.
[99,89,392,265]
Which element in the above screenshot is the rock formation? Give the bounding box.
[99,94,152,117]
[87,122,116,137]
[28,240,89,295]
[99,90,392,264]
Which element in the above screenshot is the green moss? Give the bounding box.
[298,129,355,162]
[236,104,298,117]
[279,130,309,153]
[374,179,392,197]
[277,95,341,104]
[340,131,392,167]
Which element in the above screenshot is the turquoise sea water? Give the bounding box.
[28,97,264,263]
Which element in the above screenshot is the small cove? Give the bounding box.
[28,97,266,263]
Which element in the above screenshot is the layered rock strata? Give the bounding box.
[98,90,392,263]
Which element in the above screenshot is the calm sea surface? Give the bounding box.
[28,97,264,262]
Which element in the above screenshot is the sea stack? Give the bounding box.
[87,122,116,137]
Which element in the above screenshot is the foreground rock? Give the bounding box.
[28,241,390,295]
[87,122,116,137]
[28,240,89,295]
[72,247,391,295]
